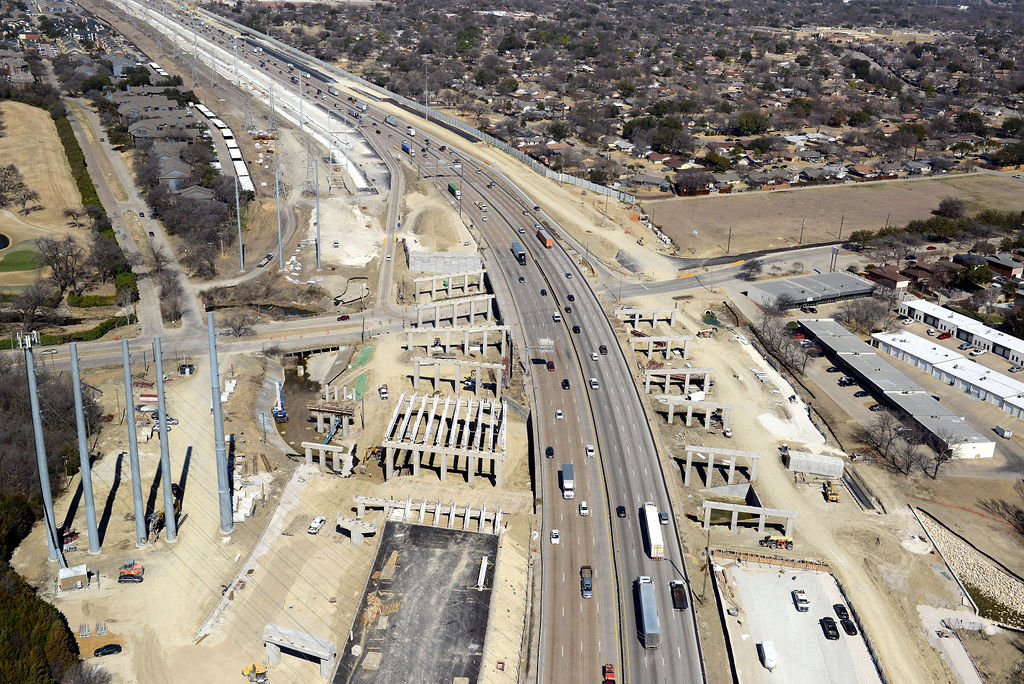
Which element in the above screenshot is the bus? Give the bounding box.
[511,241,527,265]
[447,182,461,200]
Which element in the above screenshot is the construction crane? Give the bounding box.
[272,381,288,423]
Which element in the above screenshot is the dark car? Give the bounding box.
[572,325,581,334]
[533,205,540,211]
[564,306,572,313]
[616,505,626,518]
[337,314,350,321]
[868,403,882,412]
[540,288,547,296]
[827,367,841,373]
[148,231,155,237]
[94,644,122,657]
[545,446,554,458]
[833,603,850,620]
[518,276,525,283]
[546,361,555,371]
[821,617,840,640]
[561,379,570,390]
[567,294,575,301]
[599,345,608,355]
[138,212,145,218]
[854,390,869,398]
[840,618,858,636]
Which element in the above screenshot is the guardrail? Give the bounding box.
[195,8,636,206]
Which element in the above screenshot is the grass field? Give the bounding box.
[645,172,1024,258]
[0,248,41,272]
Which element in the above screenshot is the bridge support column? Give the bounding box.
[266,642,281,666]
[385,447,394,480]
[706,452,715,487]
[785,516,795,537]
[412,450,420,477]
[463,506,472,531]
[305,445,312,466]
[413,362,421,389]
[440,454,447,481]
[667,402,675,424]
[467,455,476,483]
[684,449,693,487]
[703,506,712,530]
[730,508,739,532]
[758,515,766,534]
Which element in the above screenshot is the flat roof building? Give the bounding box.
[746,272,875,311]
[900,299,1024,366]
[802,319,994,459]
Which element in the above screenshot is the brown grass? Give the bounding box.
[645,173,1024,257]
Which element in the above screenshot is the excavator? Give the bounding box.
[824,480,840,503]
[242,664,268,682]
[147,483,183,538]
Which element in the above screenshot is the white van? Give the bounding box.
[759,641,777,671]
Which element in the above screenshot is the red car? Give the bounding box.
[790,332,805,339]
[546,361,555,371]
[337,314,350,321]
[937,332,952,340]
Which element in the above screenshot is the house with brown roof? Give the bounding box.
[866,265,910,292]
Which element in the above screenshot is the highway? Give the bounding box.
[56,3,706,682]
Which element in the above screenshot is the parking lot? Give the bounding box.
[720,562,882,683]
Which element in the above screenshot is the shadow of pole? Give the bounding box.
[97,451,124,546]
[178,445,193,502]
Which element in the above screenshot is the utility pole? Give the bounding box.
[315,149,321,271]
[207,313,233,535]
[232,37,239,87]
[154,337,176,542]
[274,165,283,271]
[799,218,806,245]
[121,340,147,547]
[26,346,61,563]
[838,214,845,241]
[234,175,244,272]
[727,225,732,254]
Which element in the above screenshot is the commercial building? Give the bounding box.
[872,331,1024,420]
[801,319,995,459]
[745,272,875,311]
[899,299,1024,366]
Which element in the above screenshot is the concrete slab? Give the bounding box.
[334,521,498,683]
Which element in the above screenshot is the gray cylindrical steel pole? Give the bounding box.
[275,166,283,271]
[25,347,59,561]
[315,151,321,271]
[121,339,147,546]
[70,343,100,554]
[235,175,244,272]
[154,337,177,542]
[207,313,234,534]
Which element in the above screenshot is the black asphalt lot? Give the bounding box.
[334,522,498,684]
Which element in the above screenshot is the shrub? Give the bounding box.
[67,293,116,308]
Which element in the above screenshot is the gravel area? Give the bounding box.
[919,513,1024,626]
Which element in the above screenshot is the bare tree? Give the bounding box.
[858,411,904,470]
[64,207,84,229]
[924,428,961,479]
[116,286,135,319]
[836,297,889,333]
[13,279,54,328]
[223,312,255,337]
[739,260,763,280]
[15,186,40,212]
[36,236,86,294]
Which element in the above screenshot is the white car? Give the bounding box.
[591,352,599,361]
[585,444,596,458]
[550,529,560,545]
[555,410,564,420]
[579,501,589,516]
[970,348,987,357]
[307,516,327,535]
[589,377,599,390]
[901,318,913,326]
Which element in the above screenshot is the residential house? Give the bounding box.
[128,114,196,144]
[177,185,215,202]
[986,253,1024,279]
[866,265,911,293]
[157,158,191,193]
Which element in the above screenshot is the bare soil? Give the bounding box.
[645,173,1024,258]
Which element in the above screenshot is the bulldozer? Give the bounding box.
[117,559,144,583]
[759,535,794,550]
[824,480,840,503]
[242,664,268,682]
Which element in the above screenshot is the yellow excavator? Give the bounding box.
[242,664,267,682]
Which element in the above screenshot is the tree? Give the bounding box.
[1002,116,1024,138]
[858,411,903,471]
[14,186,39,213]
[35,236,86,294]
[223,312,255,337]
[90,232,124,284]
[734,110,770,135]
[738,260,763,280]
[13,279,53,328]
[63,208,84,229]
[547,122,570,141]
[935,196,965,219]
[954,264,994,289]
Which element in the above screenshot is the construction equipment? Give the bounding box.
[603,663,616,682]
[697,328,717,338]
[117,559,144,583]
[759,535,794,550]
[242,664,268,682]
[146,483,182,538]
[272,381,288,423]
[824,481,840,503]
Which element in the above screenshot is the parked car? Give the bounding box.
[854,390,869,398]
[1009,366,1023,374]
[927,328,936,336]
[902,318,914,326]
[841,618,858,636]
[833,604,850,620]
[958,342,973,350]
[970,348,987,357]
[307,516,326,534]
[820,617,840,640]
[94,644,122,657]
[827,367,841,373]
[937,332,952,340]
[869,403,883,412]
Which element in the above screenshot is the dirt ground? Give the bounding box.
[957,628,1024,683]
[613,289,970,683]
[0,100,83,286]
[401,179,475,254]
[645,173,1024,258]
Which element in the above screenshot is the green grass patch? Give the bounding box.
[948,305,1005,325]
[962,581,1024,628]
[354,373,367,401]
[0,314,136,350]
[0,249,41,272]
[68,293,116,307]
[353,344,374,368]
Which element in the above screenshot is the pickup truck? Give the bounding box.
[792,588,810,612]
[670,580,688,610]
[580,566,593,598]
